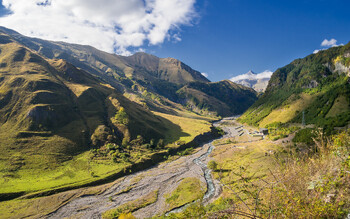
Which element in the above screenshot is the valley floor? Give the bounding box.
[1,118,349,218]
[44,120,237,218]
[0,118,241,218]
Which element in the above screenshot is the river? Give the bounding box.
[48,118,241,218]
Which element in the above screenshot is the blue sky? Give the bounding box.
[149,0,350,81]
[0,0,350,81]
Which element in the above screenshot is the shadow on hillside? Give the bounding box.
[153,113,190,144]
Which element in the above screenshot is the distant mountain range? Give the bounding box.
[230,70,273,92]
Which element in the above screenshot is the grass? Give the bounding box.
[153,111,212,144]
[0,179,118,219]
[0,39,213,198]
[161,127,350,218]
[0,150,127,194]
[259,93,315,127]
[326,95,350,118]
[164,177,206,212]
[0,109,212,196]
[210,138,277,186]
[102,189,159,218]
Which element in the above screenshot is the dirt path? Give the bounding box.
[47,119,241,218]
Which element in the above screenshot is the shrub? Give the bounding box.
[115,107,129,125]
[293,128,316,145]
[215,127,225,136]
[208,160,218,171]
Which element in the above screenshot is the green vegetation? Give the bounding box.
[102,190,158,218]
[0,30,218,199]
[0,29,253,203]
[0,40,169,195]
[162,130,350,218]
[266,122,300,141]
[164,177,206,211]
[115,107,129,125]
[240,42,350,130]
[293,128,317,145]
[0,179,115,218]
[153,111,212,144]
[176,147,194,156]
[0,26,253,120]
[207,160,218,171]
[117,213,136,219]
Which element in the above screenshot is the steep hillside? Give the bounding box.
[240,42,350,129]
[0,27,208,87]
[0,32,190,195]
[0,27,256,118]
[177,80,258,117]
[0,27,258,197]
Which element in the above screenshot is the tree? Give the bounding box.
[115,107,129,125]
[208,160,218,171]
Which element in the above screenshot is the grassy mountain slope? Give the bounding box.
[0,27,257,196]
[0,26,256,118]
[0,27,208,87]
[177,80,258,117]
[0,33,195,195]
[240,42,350,128]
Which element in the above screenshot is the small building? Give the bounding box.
[259,128,269,135]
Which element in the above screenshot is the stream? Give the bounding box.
[165,142,216,215]
[166,122,224,215]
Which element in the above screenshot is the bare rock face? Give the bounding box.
[334,61,350,76]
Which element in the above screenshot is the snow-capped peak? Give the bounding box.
[230,70,273,82]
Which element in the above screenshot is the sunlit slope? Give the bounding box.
[240,42,350,128]
[0,33,185,194]
[0,26,257,118]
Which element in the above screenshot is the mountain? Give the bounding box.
[230,70,272,92]
[239,42,350,129]
[0,26,256,118]
[0,32,175,170]
[0,27,208,87]
[177,80,257,116]
[0,27,258,197]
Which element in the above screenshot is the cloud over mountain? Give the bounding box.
[230,70,273,92]
[321,38,337,47]
[0,0,197,55]
[230,70,273,81]
[314,38,343,54]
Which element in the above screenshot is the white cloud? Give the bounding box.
[201,72,208,78]
[313,38,344,55]
[230,70,273,82]
[0,0,197,55]
[321,38,337,47]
